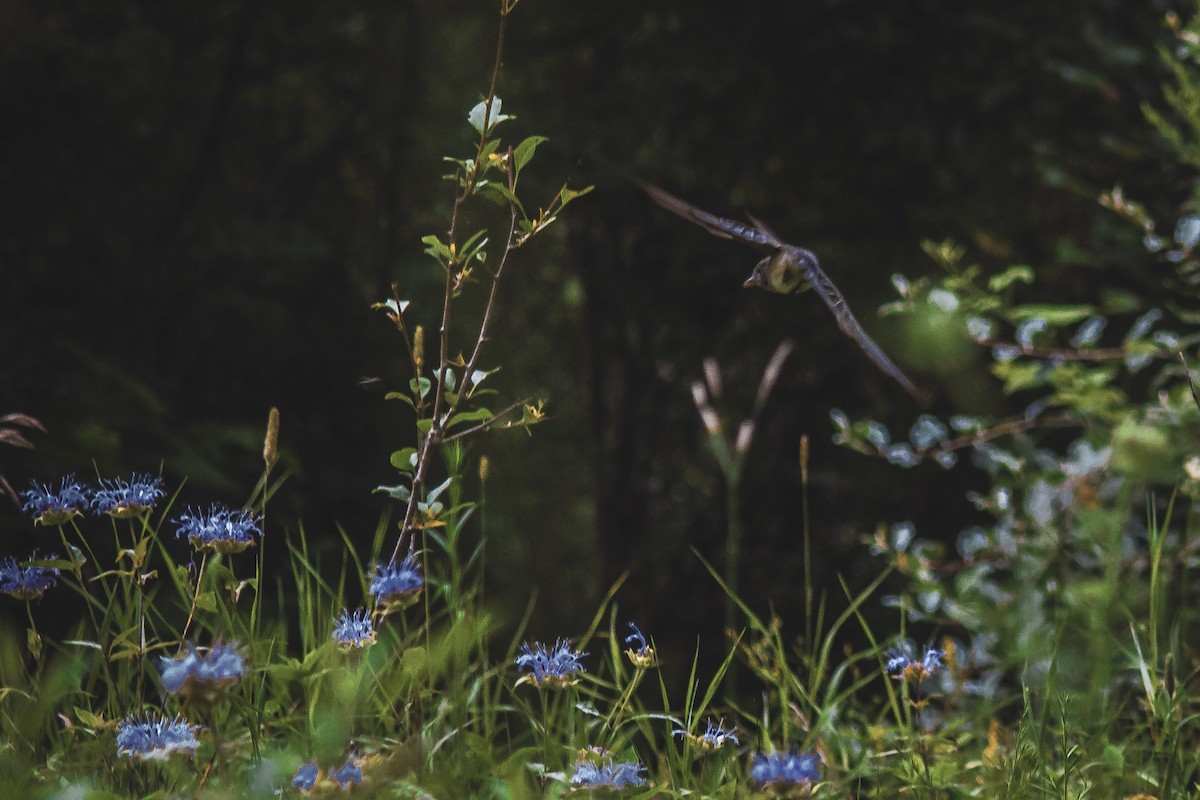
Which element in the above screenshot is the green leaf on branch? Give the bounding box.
[559,184,594,206]
[1124,339,1159,358]
[1011,304,1095,326]
[477,181,525,214]
[479,138,502,165]
[422,235,454,265]
[390,447,418,473]
[1047,363,1126,417]
[514,135,548,171]
[386,391,415,409]
[467,366,500,395]
[514,401,547,430]
[427,476,453,505]
[447,408,494,430]
[992,360,1046,393]
[374,484,411,502]
[988,264,1034,292]
[410,377,432,399]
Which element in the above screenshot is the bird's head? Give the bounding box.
[745,248,805,294]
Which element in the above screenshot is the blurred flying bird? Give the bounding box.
[641,181,925,400]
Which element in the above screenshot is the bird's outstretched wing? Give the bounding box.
[639,181,782,248]
[799,252,926,401]
[640,180,928,401]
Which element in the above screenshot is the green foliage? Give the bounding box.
[820,5,1200,798]
[1145,7,1200,172]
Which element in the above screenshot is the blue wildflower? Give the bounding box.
[332,608,376,650]
[0,554,59,600]
[515,638,586,689]
[159,642,247,700]
[368,551,424,611]
[93,473,165,518]
[885,641,944,682]
[115,713,201,761]
[292,761,320,791]
[331,757,363,790]
[21,474,89,526]
[174,505,262,554]
[749,749,820,789]
[673,719,739,751]
[570,758,647,789]
[623,621,656,668]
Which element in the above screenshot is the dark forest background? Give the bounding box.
[1,0,1189,679]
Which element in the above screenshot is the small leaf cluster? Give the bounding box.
[371,85,590,582]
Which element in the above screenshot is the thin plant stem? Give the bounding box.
[538,688,552,773]
[801,435,813,655]
[54,522,120,699]
[181,552,209,642]
[607,665,645,736]
[390,6,517,566]
[723,469,741,702]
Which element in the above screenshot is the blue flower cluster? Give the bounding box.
[116,714,201,761]
[15,466,955,796]
[174,505,263,554]
[570,757,647,789]
[885,641,944,683]
[749,749,821,789]
[332,608,376,649]
[21,473,167,525]
[92,473,165,518]
[21,474,90,526]
[291,756,363,792]
[515,638,586,689]
[159,643,247,699]
[673,719,739,751]
[292,761,319,791]
[0,554,59,600]
[331,758,364,790]
[368,551,424,611]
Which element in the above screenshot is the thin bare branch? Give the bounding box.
[391,6,514,564]
[976,336,1129,362]
[847,412,1083,463]
[441,397,533,444]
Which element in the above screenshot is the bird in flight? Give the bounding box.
[641,181,925,400]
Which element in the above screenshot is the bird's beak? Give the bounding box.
[743,274,761,288]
